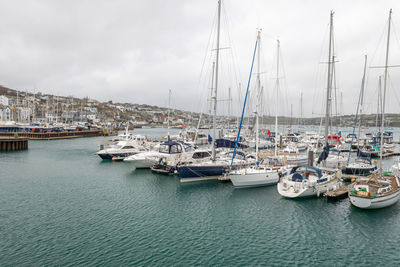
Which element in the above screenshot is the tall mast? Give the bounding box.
[357,55,368,151]
[300,92,303,127]
[228,87,231,130]
[274,40,280,157]
[209,62,216,118]
[255,30,261,162]
[376,76,382,128]
[290,103,293,132]
[380,9,392,176]
[325,11,334,145]
[167,89,171,141]
[212,0,221,161]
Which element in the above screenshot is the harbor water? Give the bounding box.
[1,127,400,266]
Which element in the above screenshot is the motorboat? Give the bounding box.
[96,138,147,160]
[345,133,357,144]
[125,141,193,168]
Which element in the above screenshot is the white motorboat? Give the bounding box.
[96,137,148,160]
[123,149,160,168]
[277,165,341,198]
[124,141,196,169]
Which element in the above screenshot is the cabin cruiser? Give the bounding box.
[277,165,342,198]
[345,133,357,144]
[123,144,161,168]
[96,137,148,160]
[124,141,194,169]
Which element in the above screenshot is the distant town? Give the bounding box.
[1,85,399,129]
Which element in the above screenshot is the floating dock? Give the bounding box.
[324,185,349,200]
[0,130,103,140]
[0,137,28,151]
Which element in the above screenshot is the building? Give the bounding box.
[0,106,11,121]
[0,95,9,106]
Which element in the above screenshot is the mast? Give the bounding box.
[376,76,382,129]
[380,9,392,176]
[212,0,221,161]
[357,55,368,151]
[325,11,334,145]
[290,103,292,132]
[300,92,303,127]
[167,89,171,141]
[228,87,231,130]
[340,92,343,126]
[347,55,367,165]
[255,30,261,163]
[274,40,280,157]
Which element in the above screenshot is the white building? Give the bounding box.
[0,95,9,106]
[17,107,30,122]
[0,106,11,121]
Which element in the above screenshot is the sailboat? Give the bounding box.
[349,9,400,209]
[312,11,347,170]
[229,30,280,188]
[277,11,342,198]
[177,0,249,182]
[343,55,377,176]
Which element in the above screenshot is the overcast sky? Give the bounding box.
[0,0,399,117]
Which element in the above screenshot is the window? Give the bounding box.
[159,145,169,153]
[170,145,182,154]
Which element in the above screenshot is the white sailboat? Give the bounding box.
[343,55,377,176]
[229,30,280,188]
[277,166,341,198]
[277,11,342,198]
[349,9,400,209]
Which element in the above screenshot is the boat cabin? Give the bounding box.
[158,142,192,154]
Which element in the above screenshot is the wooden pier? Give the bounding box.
[0,130,103,140]
[0,137,28,151]
[324,185,349,200]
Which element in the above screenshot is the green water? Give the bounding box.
[1,133,399,266]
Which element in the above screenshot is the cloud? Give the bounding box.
[0,0,399,117]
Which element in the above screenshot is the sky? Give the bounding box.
[0,0,399,118]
